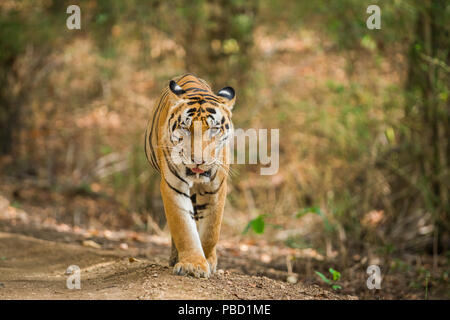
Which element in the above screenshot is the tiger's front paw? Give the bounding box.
[173,255,210,278]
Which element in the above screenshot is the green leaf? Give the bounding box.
[242,221,252,235]
[251,215,266,234]
[100,145,112,155]
[332,284,342,290]
[242,214,266,234]
[385,127,395,144]
[295,206,323,218]
[96,13,109,24]
[329,268,341,281]
[315,271,331,284]
[361,34,376,51]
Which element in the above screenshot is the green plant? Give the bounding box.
[243,214,266,234]
[243,214,282,235]
[10,201,21,209]
[315,268,342,290]
[295,206,335,232]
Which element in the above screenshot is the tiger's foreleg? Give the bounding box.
[197,183,227,274]
[160,179,210,278]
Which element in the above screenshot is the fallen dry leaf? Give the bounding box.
[82,240,101,249]
[128,257,140,263]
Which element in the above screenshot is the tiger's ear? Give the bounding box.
[169,80,185,97]
[217,86,236,110]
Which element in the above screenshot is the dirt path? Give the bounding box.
[0,231,356,300]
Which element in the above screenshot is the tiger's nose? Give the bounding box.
[191,155,205,165]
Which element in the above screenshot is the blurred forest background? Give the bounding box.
[0,0,448,298]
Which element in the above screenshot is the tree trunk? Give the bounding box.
[405,0,450,252]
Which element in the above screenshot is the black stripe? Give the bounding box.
[187,100,207,105]
[163,148,189,186]
[178,79,199,86]
[184,87,209,93]
[177,74,193,84]
[148,91,169,171]
[192,202,209,221]
[210,167,218,181]
[147,134,158,171]
[186,93,220,102]
[152,91,170,170]
[144,127,152,167]
[201,94,220,102]
[164,177,189,198]
[201,178,225,195]
[194,204,208,211]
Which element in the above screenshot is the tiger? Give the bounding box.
[145,73,235,278]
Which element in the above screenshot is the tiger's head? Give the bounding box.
[166,78,235,183]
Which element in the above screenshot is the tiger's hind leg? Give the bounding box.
[169,237,178,267]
